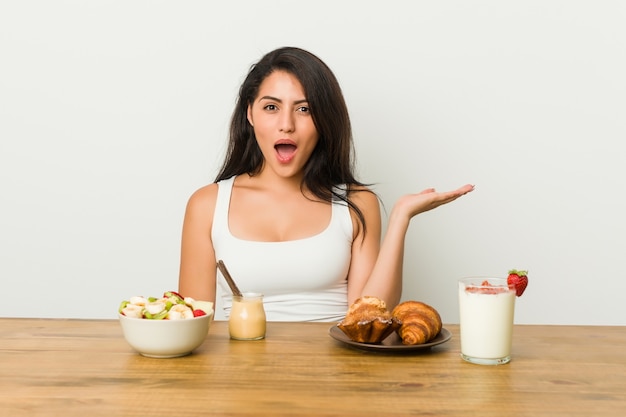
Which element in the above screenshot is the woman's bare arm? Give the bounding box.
[348,184,475,308]
[178,184,219,303]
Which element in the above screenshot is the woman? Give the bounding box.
[178,47,474,321]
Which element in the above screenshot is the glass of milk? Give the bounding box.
[228,292,266,341]
[458,277,516,365]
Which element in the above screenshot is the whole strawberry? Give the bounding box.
[507,269,528,297]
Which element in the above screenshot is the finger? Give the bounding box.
[439,186,473,203]
[418,188,436,195]
[458,184,475,194]
[443,185,474,199]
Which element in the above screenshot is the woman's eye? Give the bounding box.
[264,104,278,111]
[297,106,310,113]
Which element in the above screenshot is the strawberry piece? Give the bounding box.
[193,309,207,317]
[507,269,529,297]
[465,280,508,294]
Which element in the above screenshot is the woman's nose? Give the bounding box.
[279,112,295,133]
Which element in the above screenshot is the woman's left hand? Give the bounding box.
[394,184,475,219]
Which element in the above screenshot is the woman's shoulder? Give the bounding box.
[186,183,219,214]
[344,185,381,240]
[347,185,379,208]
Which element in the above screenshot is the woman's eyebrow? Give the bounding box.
[258,96,308,104]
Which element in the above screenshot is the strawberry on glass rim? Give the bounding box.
[507,269,529,297]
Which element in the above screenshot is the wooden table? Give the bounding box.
[1,319,625,416]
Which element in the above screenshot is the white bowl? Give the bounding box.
[118,312,213,358]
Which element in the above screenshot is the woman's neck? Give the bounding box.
[244,169,306,194]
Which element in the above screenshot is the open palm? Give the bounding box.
[395,184,475,219]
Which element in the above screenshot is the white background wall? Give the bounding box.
[1,1,624,325]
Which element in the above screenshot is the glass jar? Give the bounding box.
[228,292,266,340]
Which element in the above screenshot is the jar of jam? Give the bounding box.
[228,292,266,340]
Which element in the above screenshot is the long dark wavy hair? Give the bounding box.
[215,46,373,235]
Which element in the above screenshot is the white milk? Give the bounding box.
[458,279,516,364]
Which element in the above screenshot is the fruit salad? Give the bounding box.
[119,290,214,320]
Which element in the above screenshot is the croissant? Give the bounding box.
[337,296,401,343]
[392,301,442,345]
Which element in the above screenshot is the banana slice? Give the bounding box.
[129,296,148,306]
[144,301,166,315]
[167,303,194,320]
[121,304,144,318]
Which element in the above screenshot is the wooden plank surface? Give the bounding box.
[1,318,625,416]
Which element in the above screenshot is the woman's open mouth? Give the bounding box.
[274,140,297,163]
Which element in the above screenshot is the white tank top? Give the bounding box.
[212,176,353,322]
